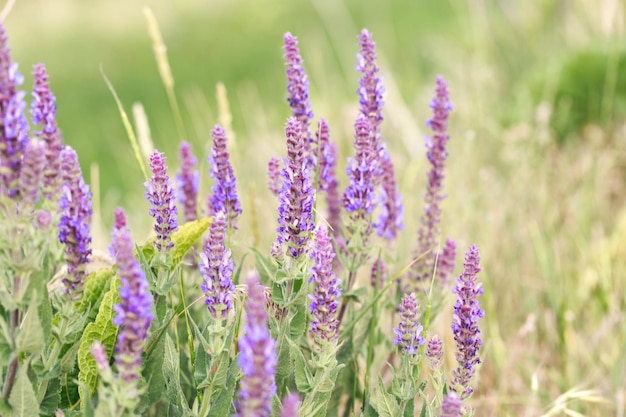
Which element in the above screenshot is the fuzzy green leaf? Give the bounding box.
[77,269,114,315]
[140,218,211,267]
[8,364,40,416]
[163,334,192,416]
[210,353,240,417]
[77,276,121,404]
[139,335,166,413]
[370,378,400,417]
[17,297,44,354]
[289,340,312,393]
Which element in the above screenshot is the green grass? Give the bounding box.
[4,0,626,415]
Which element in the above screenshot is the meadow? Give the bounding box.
[1,0,625,416]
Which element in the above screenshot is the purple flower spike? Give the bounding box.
[414,76,452,284]
[31,63,64,199]
[236,271,277,417]
[316,119,341,236]
[276,117,315,259]
[437,238,457,286]
[426,334,444,370]
[370,258,386,289]
[176,141,199,223]
[393,293,424,355]
[0,24,29,199]
[90,340,111,375]
[283,32,313,142]
[208,125,242,230]
[344,114,378,216]
[19,139,46,204]
[58,146,92,300]
[440,393,462,417]
[280,393,300,417]
[199,211,235,319]
[309,224,341,351]
[376,151,403,239]
[145,150,178,253]
[111,208,154,388]
[451,245,484,400]
[267,156,282,196]
[356,29,385,151]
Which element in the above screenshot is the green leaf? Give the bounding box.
[289,340,312,393]
[139,218,212,268]
[77,269,114,315]
[251,247,278,287]
[139,335,166,413]
[77,276,121,404]
[39,376,60,416]
[38,284,52,346]
[17,296,44,354]
[370,377,400,417]
[289,305,307,340]
[163,334,192,416]
[210,353,240,417]
[8,364,40,416]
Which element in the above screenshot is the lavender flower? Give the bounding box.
[31,63,63,199]
[145,150,178,253]
[18,139,46,204]
[111,207,154,387]
[276,117,315,259]
[58,146,92,299]
[440,393,462,417]
[90,340,111,375]
[413,76,452,284]
[316,119,341,236]
[426,334,444,370]
[344,114,378,217]
[199,211,235,319]
[436,238,457,286]
[281,393,300,417]
[283,32,313,141]
[376,151,403,239]
[370,258,386,289]
[0,23,28,199]
[208,124,242,230]
[176,141,199,223]
[267,156,282,196]
[393,293,424,355]
[356,29,385,151]
[236,272,277,417]
[309,224,341,351]
[451,245,483,400]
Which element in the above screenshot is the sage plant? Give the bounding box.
[146,150,178,253]
[176,140,199,223]
[208,124,242,230]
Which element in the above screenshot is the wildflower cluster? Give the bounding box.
[0,21,487,417]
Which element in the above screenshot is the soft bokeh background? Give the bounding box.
[5,0,626,415]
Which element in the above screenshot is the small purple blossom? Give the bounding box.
[426,334,444,371]
[280,393,300,417]
[36,209,52,229]
[236,272,277,417]
[343,114,378,216]
[440,393,462,417]
[18,139,46,204]
[376,150,403,239]
[111,208,154,386]
[276,117,315,259]
[145,150,178,253]
[283,32,313,142]
[437,238,457,286]
[316,119,341,237]
[31,63,63,199]
[267,156,282,196]
[199,211,235,319]
[309,224,341,351]
[451,245,484,400]
[356,29,385,152]
[58,146,92,300]
[208,125,242,230]
[90,341,111,375]
[370,258,386,289]
[0,23,29,199]
[414,76,452,284]
[393,293,424,355]
[176,141,199,223]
